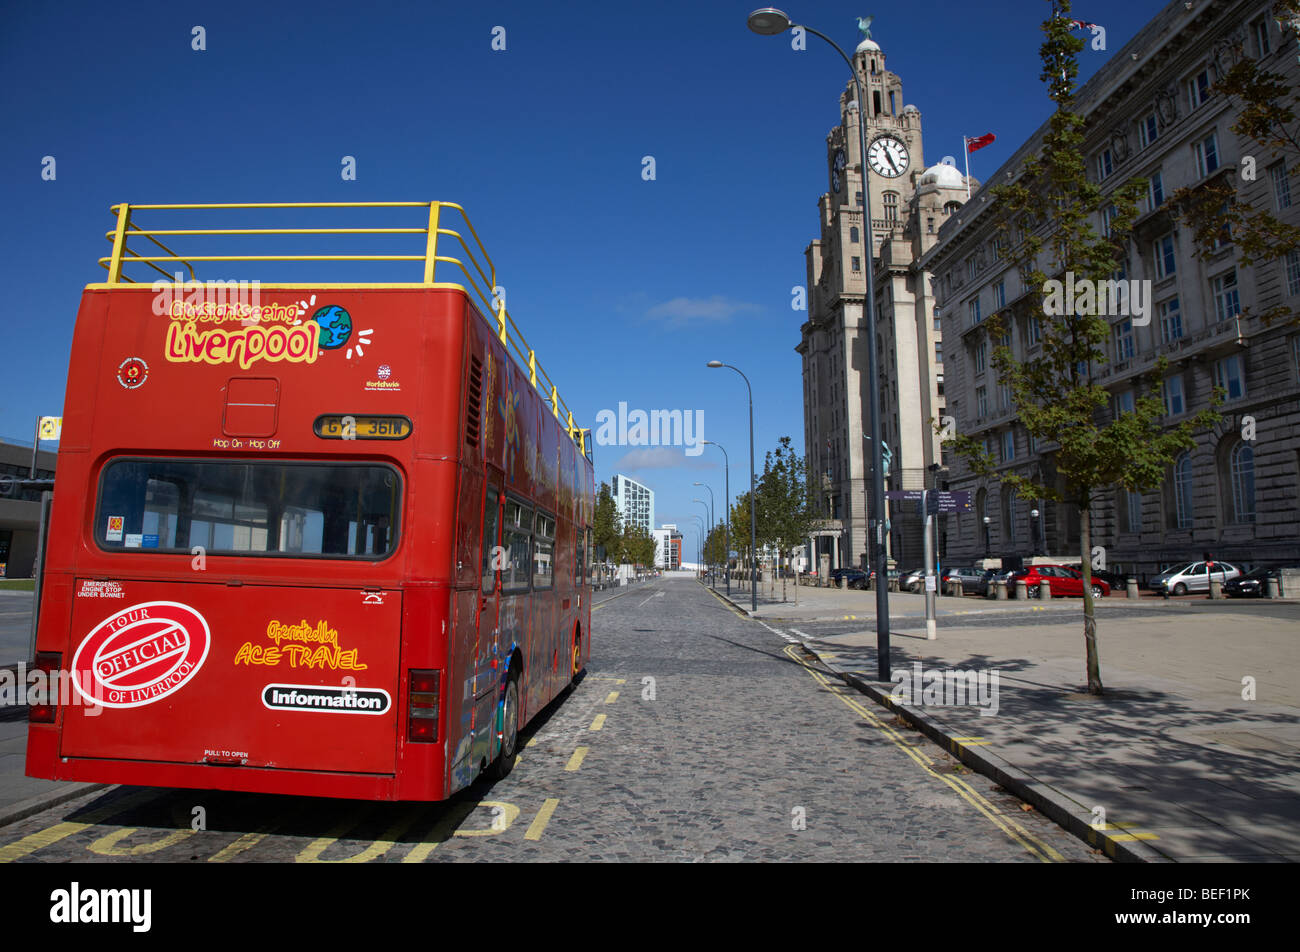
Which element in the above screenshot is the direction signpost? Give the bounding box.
[884,490,971,640]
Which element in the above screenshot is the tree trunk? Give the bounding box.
[1079,502,1104,695]
[781,549,788,603]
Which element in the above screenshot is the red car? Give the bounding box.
[1011,564,1110,599]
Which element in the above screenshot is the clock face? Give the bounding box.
[831,149,846,193]
[867,136,909,178]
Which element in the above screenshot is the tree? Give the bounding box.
[592,481,621,565]
[1167,1,1300,326]
[730,490,754,589]
[756,436,819,602]
[944,0,1219,695]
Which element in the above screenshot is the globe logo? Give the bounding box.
[311,305,353,350]
[377,365,392,380]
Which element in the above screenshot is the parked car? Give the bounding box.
[1148,560,1240,596]
[940,566,987,593]
[1009,564,1111,599]
[827,567,869,589]
[1089,569,1129,591]
[1224,565,1287,598]
[899,567,927,593]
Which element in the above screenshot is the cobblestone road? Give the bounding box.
[0,576,1103,862]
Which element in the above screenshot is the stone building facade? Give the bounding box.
[918,0,1300,578]
[797,33,967,571]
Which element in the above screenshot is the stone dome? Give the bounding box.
[920,161,966,189]
[855,37,881,53]
[901,104,920,115]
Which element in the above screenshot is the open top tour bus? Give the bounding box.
[26,201,594,801]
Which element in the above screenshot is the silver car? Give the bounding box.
[1150,560,1240,595]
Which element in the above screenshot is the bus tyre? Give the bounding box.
[486,674,520,782]
[571,635,582,684]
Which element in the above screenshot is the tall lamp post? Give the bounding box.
[747,8,890,677]
[694,483,715,588]
[707,361,759,612]
[983,515,992,561]
[692,498,712,583]
[702,440,731,596]
[689,515,707,577]
[1030,508,1040,557]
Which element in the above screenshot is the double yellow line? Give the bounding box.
[781,644,1064,863]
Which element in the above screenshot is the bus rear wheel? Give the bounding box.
[570,629,582,683]
[485,674,519,782]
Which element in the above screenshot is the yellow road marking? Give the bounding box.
[590,714,606,731]
[781,645,1063,863]
[89,826,197,856]
[296,806,423,863]
[0,788,157,864]
[585,677,627,683]
[525,798,560,841]
[604,691,619,704]
[565,747,589,771]
[526,737,538,747]
[209,830,271,863]
[401,799,478,863]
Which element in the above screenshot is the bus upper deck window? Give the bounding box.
[95,459,400,560]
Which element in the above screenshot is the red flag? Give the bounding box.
[966,133,996,153]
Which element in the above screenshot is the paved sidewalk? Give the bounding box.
[712,583,1300,862]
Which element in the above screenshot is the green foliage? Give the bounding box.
[756,436,818,555]
[592,481,621,562]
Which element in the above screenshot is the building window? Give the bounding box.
[927,217,935,233]
[1154,233,1177,278]
[1288,250,1300,296]
[1028,315,1041,345]
[851,256,861,272]
[935,341,942,364]
[976,386,988,417]
[1230,443,1256,523]
[993,236,1006,259]
[944,201,961,216]
[1148,170,1164,209]
[1253,17,1271,57]
[967,257,977,280]
[1212,270,1240,322]
[974,340,987,373]
[994,280,1006,309]
[998,383,1012,412]
[1159,297,1183,342]
[1194,132,1220,177]
[1172,452,1194,530]
[1164,374,1185,416]
[1213,353,1246,400]
[1123,489,1142,533]
[1113,319,1135,360]
[850,226,860,243]
[855,191,864,207]
[1188,68,1212,110]
[1114,389,1135,417]
[969,297,982,326]
[883,191,899,222]
[1274,163,1294,210]
[1002,431,1016,463]
[1096,149,1114,180]
[1101,203,1119,237]
[1139,113,1159,148]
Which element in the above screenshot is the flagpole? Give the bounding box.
[963,137,971,200]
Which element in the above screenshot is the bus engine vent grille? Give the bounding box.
[466,356,483,447]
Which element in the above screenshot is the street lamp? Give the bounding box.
[702,440,731,596]
[747,8,891,678]
[692,498,712,583]
[707,361,759,612]
[1030,508,1040,557]
[983,515,992,561]
[689,514,706,577]
[694,482,715,587]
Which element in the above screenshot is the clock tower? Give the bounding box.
[798,25,971,574]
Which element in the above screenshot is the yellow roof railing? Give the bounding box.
[96,201,589,459]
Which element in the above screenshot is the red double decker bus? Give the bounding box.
[26,201,594,801]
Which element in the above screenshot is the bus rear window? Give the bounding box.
[95,459,401,559]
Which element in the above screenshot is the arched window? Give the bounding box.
[1002,487,1017,542]
[944,201,961,216]
[1230,442,1256,523]
[883,191,899,222]
[850,226,860,243]
[1171,451,1194,530]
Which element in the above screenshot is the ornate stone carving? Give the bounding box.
[1153,82,1179,130]
[1110,127,1130,163]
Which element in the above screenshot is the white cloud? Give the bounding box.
[644,295,760,326]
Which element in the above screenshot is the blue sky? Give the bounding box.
[1,0,1168,554]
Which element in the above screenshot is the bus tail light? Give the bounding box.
[408,669,440,743]
[29,652,61,723]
